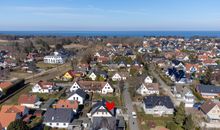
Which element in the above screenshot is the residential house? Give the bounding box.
[67,89,88,105]
[203,59,218,66]
[111,72,129,81]
[87,99,116,120]
[0,105,29,130]
[144,76,153,83]
[166,67,187,84]
[184,91,195,107]
[53,100,78,113]
[0,81,12,98]
[185,63,200,74]
[43,108,74,129]
[62,70,84,81]
[171,86,195,107]
[200,100,220,121]
[88,72,97,81]
[111,73,122,81]
[136,83,159,96]
[171,60,185,69]
[143,96,174,116]
[0,112,20,130]
[196,84,220,99]
[0,105,29,117]
[70,81,114,94]
[88,70,108,81]
[18,94,41,108]
[32,80,57,93]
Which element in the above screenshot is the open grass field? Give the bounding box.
[135,106,173,130]
[36,61,59,70]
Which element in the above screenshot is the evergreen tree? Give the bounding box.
[43,126,51,130]
[203,67,212,85]
[184,114,195,130]
[174,102,186,126]
[166,121,179,130]
[7,119,29,130]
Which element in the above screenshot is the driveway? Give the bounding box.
[122,82,140,130]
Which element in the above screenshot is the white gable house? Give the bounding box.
[136,83,159,96]
[89,72,97,81]
[144,76,153,83]
[67,89,87,105]
[70,81,114,94]
[32,81,57,93]
[101,82,114,94]
[112,73,122,81]
[70,82,80,92]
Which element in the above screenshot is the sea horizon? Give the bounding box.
[0,31,220,38]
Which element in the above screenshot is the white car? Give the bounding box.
[132,112,137,118]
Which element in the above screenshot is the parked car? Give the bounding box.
[132,112,137,118]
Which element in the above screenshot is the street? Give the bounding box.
[123,82,140,130]
[149,64,180,106]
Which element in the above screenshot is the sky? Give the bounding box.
[0,0,220,31]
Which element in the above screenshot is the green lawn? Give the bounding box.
[92,93,122,107]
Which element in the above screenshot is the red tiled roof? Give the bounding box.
[54,100,78,110]
[0,112,17,128]
[0,105,26,114]
[0,82,13,89]
[18,94,38,105]
[185,63,200,72]
[0,122,2,130]
[38,80,56,89]
[200,100,217,114]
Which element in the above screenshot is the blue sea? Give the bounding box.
[0,31,220,38]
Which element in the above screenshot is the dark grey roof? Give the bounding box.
[117,116,126,128]
[208,65,220,71]
[69,88,87,99]
[197,84,220,94]
[91,117,117,130]
[44,108,73,123]
[41,98,56,110]
[143,96,174,109]
[90,99,115,116]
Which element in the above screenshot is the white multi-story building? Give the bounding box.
[44,52,67,64]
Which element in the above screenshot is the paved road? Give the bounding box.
[122,82,140,130]
[149,65,180,106]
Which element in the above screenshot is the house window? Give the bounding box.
[50,123,52,125]
[57,123,59,126]
[63,123,66,126]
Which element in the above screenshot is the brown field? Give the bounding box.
[50,43,88,49]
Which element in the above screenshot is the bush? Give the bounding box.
[8,119,29,130]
